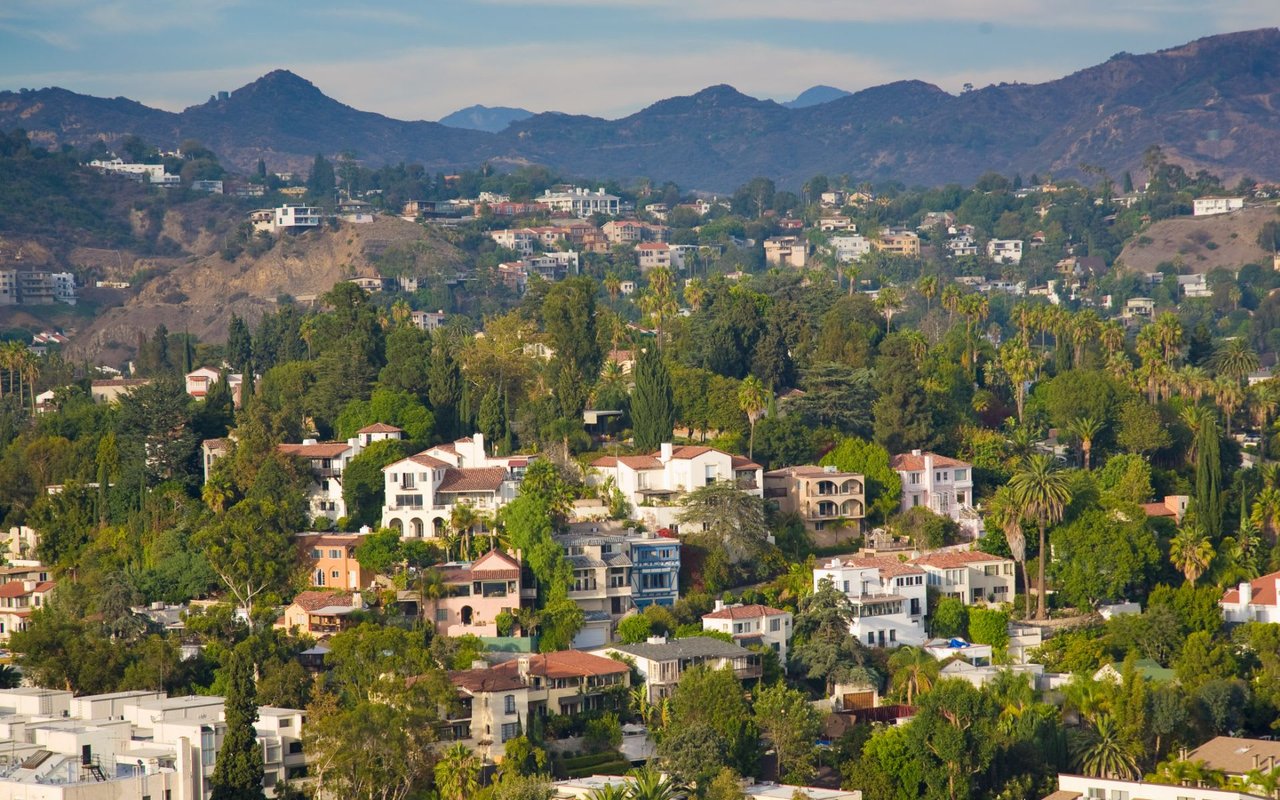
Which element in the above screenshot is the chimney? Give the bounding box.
[660,443,673,462]
[471,659,487,671]
[303,438,318,446]
[359,525,372,535]
[517,656,531,680]
[1241,581,1253,607]
[714,599,725,612]
[646,635,667,645]
[22,580,35,592]
[1255,754,1261,770]
[475,432,485,459]
[911,449,922,457]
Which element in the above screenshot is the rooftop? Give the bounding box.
[910,551,1009,569]
[606,636,752,662]
[1188,737,1280,775]
[703,603,788,621]
[889,451,971,471]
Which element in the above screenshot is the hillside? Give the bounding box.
[1117,203,1279,273]
[3,30,1280,189]
[439,105,534,132]
[66,217,465,365]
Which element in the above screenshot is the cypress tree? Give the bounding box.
[210,646,265,800]
[631,347,674,451]
[1195,415,1223,538]
[226,315,253,374]
[428,336,462,440]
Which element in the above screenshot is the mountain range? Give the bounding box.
[3,29,1280,190]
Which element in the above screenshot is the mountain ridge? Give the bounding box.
[3,29,1280,189]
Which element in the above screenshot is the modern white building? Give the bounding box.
[251,205,322,233]
[890,450,976,523]
[1193,196,1245,216]
[909,550,1017,605]
[987,239,1024,264]
[587,444,763,530]
[829,235,872,262]
[813,556,927,648]
[1221,570,1280,624]
[0,688,305,800]
[702,601,793,665]
[380,433,531,538]
[1047,773,1268,800]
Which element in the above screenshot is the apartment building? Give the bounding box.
[553,523,682,622]
[701,601,793,664]
[987,239,1024,264]
[813,556,927,648]
[0,688,306,800]
[380,434,529,538]
[278,424,405,523]
[588,443,763,530]
[763,236,808,268]
[535,188,621,218]
[763,465,866,533]
[829,234,872,262]
[0,271,76,306]
[909,550,1016,605]
[298,532,375,591]
[600,636,762,702]
[890,450,976,523]
[1193,196,1245,216]
[875,230,921,258]
[602,220,668,245]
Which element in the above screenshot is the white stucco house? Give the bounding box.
[813,556,927,648]
[1221,570,1280,624]
[702,601,793,665]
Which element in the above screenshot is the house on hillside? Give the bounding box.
[278,424,405,523]
[600,636,761,702]
[908,551,1016,605]
[763,465,866,534]
[430,550,525,637]
[814,556,927,647]
[1221,569,1280,624]
[701,601,792,664]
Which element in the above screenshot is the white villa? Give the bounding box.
[813,556,927,648]
[890,450,977,529]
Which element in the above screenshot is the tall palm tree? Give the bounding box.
[1153,312,1184,367]
[999,341,1040,424]
[989,487,1032,618]
[1169,526,1214,584]
[737,375,769,460]
[1008,454,1073,620]
[1251,380,1280,460]
[450,502,478,559]
[1070,714,1140,779]
[916,275,938,311]
[888,646,939,704]
[1254,486,1280,543]
[941,284,961,325]
[603,271,622,302]
[1211,338,1260,386]
[1066,416,1105,470]
[1100,320,1126,354]
[875,286,902,333]
[1011,302,1036,346]
[434,742,481,800]
[627,767,681,800]
[1213,378,1245,436]
[1071,309,1101,368]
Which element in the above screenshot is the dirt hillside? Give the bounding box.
[1117,203,1280,274]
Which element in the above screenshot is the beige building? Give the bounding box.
[600,636,762,702]
[909,550,1016,605]
[875,231,921,258]
[701,601,793,665]
[763,236,808,268]
[763,465,866,533]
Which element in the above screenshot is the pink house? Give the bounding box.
[431,550,526,636]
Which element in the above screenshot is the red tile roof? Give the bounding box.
[488,650,629,680]
[730,455,762,470]
[357,423,403,434]
[591,455,663,470]
[1222,569,1280,607]
[702,603,787,621]
[437,467,507,493]
[0,581,54,598]
[826,555,924,578]
[910,551,1009,569]
[1141,502,1176,517]
[290,591,355,612]
[279,442,352,459]
[666,445,714,459]
[450,669,527,693]
[408,453,450,468]
[889,451,971,471]
[467,550,522,579]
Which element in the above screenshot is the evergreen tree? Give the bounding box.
[210,645,265,800]
[255,158,266,180]
[307,153,335,202]
[1194,414,1223,538]
[427,337,462,441]
[631,347,674,451]
[872,333,934,453]
[478,385,506,447]
[227,315,253,374]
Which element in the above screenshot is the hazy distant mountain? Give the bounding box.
[782,85,852,108]
[438,104,534,132]
[5,30,1280,189]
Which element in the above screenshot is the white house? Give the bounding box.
[909,550,1017,605]
[890,450,976,523]
[278,424,405,523]
[1048,773,1268,800]
[535,188,620,218]
[380,433,530,538]
[1221,570,1280,624]
[702,601,793,665]
[829,234,872,263]
[251,205,322,233]
[987,239,1023,264]
[813,556,927,648]
[587,444,763,530]
[1193,196,1245,216]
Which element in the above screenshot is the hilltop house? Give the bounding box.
[908,551,1016,605]
[763,465,866,534]
[600,636,761,702]
[278,424,405,523]
[814,556,927,648]
[890,450,977,527]
[429,550,525,637]
[701,601,793,664]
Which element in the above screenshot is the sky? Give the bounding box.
[1,0,1279,121]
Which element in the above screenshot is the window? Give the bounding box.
[504,695,516,714]
[911,495,920,507]
[953,469,967,481]
[288,742,302,754]
[500,722,520,742]
[909,473,919,485]
[889,630,896,642]
[311,549,322,559]
[705,465,717,482]
[329,549,341,559]
[866,632,874,644]
[909,598,921,616]
[436,609,448,622]
[315,570,325,587]
[770,618,781,632]
[957,492,967,505]
[331,570,340,579]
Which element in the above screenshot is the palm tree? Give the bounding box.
[0,664,20,690]
[989,487,1032,618]
[1213,377,1245,436]
[434,742,481,800]
[627,767,681,800]
[738,375,769,460]
[1211,338,1260,386]
[875,286,902,333]
[417,567,447,625]
[450,502,478,559]
[941,284,961,325]
[1251,380,1280,460]
[1011,302,1036,346]
[1066,416,1104,470]
[1071,309,1101,368]
[1169,526,1214,584]
[1153,312,1184,367]
[1008,454,1072,620]
[587,784,631,800]
[1070,714,1140,779]
[603,271,622,302]
[888,646,939,704]
[1100,320,1126,355]
[999,341,1040,424]
[916,275,938,311]
[1253,486,1280,542]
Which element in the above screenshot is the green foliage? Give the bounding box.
[616,614,653,644]
[210,644,265,800]
[1096,454,1154,504]
[335,388,433,442]
[669,665,759,776]
[1051,506,1161,610]
[342,439,410,529]
[819,436,902,522]
[631,347,675,451]
[930,597,968,638]
[890,506,959,549]
[354,527,406,575]
[967,608,1009,649]
[753,682,821,784]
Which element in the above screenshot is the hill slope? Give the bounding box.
[4,30,1280,188]
[439,104,534,132]
[1116,204,1278,274]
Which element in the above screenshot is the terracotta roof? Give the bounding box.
[202,438,231,451]
[290,591,355,612]
[702,603,787,621]
[889,451,971,471]
[297,533,363,548]
[437,467,507,493]
[1141,502,1176,517]
[591,455,663,470]
[730,455,762,470]
[637,243,669,251]
[665,445,714,459]
[467,550,522,579]
[1042,791,1081,800]
[1187,737,1280,775]
[0,581,54,598]
[489,650,629,680]
[357,423,403,434]
[1222,569,1280,607]
[450,669,527,693]
[824,555,924,578]
[279,442,352,459]
[910,551,1009,569]
[408,453,450,468]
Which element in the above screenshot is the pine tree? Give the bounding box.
[226,315,253,374]
[478,385,505,447]
[631,347,674,451]
[210,646,265,800]
[428,337,463,441]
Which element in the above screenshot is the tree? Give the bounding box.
[1008,454,1072,620]
[617,614,653,644]
[677,483,770,566]
[354,528,405,576]
[738,375,769,460]
[1067,416,1105,470]
[998,341,1040,424]
[790,579,869,694]
[930,598,968,638]
[657,722,729,789]
[627,767,681,800]
[210,645,266,800]
[307,153,336,200]
[195,498,300,616]
[543,276,602,418]
[888,646,939,704]
[1070,713,1139,779]
[1053,507,1160,609]
[1116,399,1170,456]
[873,334,934,453]
[632,347,675,451]
[819,437,902,523]
[1169,527,1214,584]
[987,486,1032,617]
[668,666,758,776]
[754,683,822,784]
[435,742,482,800]
[1211,338,1259,386]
